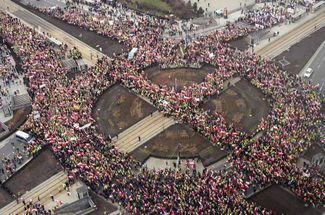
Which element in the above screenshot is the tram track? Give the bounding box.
[256,11,325,58]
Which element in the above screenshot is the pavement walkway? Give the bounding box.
[143,157,205,172]
[113,111,175,153]
[164,9,246,40]
[0,74,27,123]
[0,132,30,182]
[183,0,255,14]
[43,180,84,212]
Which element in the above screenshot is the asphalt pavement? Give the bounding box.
[300,40,325,95]
[300,40,325,137]
[20,0,65,9]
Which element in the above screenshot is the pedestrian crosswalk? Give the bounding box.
[114,111,175,153]
[0,171,67,215]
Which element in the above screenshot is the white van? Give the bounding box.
[15,131,34,144]
[303,68,313,78]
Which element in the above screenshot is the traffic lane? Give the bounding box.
[302,42,325,137]
[12,9,102,64]
[0,133,16,149]
[308,42,325,94]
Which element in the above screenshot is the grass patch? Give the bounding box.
[118,0,201,18]
[119,0,171,16]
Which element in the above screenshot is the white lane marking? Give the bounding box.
[320,81,324,92]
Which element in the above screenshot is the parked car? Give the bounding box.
[304,68,313,78]
[215,9,223,16]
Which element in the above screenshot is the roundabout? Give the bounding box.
[0,1,323,213]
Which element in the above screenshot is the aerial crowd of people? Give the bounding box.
[242,0,318,29]
[0,0,324,214]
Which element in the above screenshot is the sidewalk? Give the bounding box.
[183,0,255,14]
[143,157,205,172]
[0,46,28,123]
[43,181,84,211]
[0,74,27,123]
[0,132,30,182]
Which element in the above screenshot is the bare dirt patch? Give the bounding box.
[89,190,117,215]
[0,187,14,208]
[203,79,269,133]
[5,106,31,131]
[93,84,156,138]
[249,185,323,215]
[144,64,215,91]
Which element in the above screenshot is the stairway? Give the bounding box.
[2,105,12,117]
[12,93,31,110]
[114,111,175,153]
[0,171,67,215]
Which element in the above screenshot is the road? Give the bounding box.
[299,40,325,137]
[299,40,325,95]
[0,0,105,65]
[20,0,65,9]
[308,41,325,95]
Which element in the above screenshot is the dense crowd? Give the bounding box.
[38,0,174,48]
[243,3,287,28]
[0,0,324,213]
[21,200,50,215]
[242,0,308,29]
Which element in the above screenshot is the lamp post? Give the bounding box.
[175,143,181,172]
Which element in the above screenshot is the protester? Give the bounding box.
[242,0,307,29]
[0,1,323,213]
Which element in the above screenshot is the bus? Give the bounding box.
[15,131,34,144]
